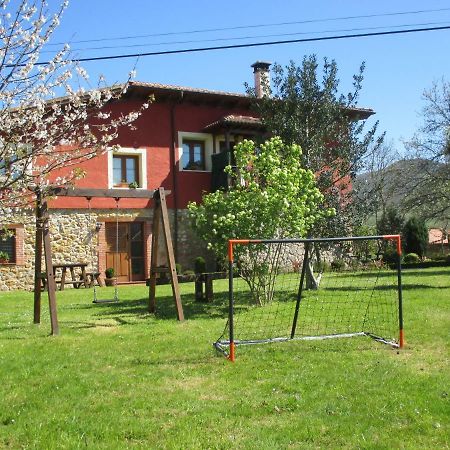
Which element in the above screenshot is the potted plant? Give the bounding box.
[128,181,139,189]
[104,267,116,286]
[0,251,10,264]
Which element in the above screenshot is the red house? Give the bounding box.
[0,63,374,290]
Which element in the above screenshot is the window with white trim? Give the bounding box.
[108,148,147,188]
[178,132,213,172]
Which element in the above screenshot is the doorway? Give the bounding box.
[105,222,145,282]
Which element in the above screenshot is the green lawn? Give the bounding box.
[0,268,449,449]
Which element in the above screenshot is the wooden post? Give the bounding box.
[148,193,161,314]
[148,188,184,321]
[33,191,43,324]
[41,199,59,336]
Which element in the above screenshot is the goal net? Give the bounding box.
[214,236,404,361]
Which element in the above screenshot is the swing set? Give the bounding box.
[33,187,184,335]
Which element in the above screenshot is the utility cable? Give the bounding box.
[17,24,449,68]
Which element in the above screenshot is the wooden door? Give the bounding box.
[105,222,145,282]
[106,222,129,282]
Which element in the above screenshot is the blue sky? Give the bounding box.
[46,0,450,154]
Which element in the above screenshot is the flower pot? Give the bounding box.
[105,278,117,287]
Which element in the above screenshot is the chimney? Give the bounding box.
[251,61,271,98]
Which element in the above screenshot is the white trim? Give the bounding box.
[177,131,213,172]
[214,135,236,154]
[107,147,147,189]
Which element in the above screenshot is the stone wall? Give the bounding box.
[0,208,212,291]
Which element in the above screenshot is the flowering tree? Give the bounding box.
[188,137,333,305]
[0,0,148,212]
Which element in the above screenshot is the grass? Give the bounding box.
[0,268,449,449]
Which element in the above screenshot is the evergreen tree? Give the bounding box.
[403,217,428,258]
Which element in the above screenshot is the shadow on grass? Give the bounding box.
[68,292,230,322]
[321,283,442,292]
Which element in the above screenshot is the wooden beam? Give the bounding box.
[41,199,59,335]
[158,188,184,321]
[49,187,171,199]
[33,191,43,324]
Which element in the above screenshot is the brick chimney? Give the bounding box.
[251,61,271,98]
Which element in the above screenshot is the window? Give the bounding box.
[108,148,147,189]
[0,229,15,263]
[182,140,205,171]
[113,155,139,187]
[178,132,213,172]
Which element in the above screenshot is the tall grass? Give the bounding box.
[0,268,448,449]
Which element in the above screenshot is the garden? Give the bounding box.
[0,267,448,449]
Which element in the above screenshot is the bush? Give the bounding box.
[403,217,428,258]
[105,267,114,278]
[330,259,345,271]
[175,263,182,274]
[446,254,450,263]
[194,256,206,274]
[404,253,420,264]
[382,246,398,266]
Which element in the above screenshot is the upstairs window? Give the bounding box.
[182,140,205,171]
[113,155,140,187]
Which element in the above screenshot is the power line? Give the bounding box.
[41,20,450,54]
[45,7,450,47]
[11,24,450,68]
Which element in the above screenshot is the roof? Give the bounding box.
[126,81,375,119]
[203,114,266,132]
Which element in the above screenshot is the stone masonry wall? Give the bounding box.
[0,208,212,291]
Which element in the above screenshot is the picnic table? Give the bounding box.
[52,263,89,290]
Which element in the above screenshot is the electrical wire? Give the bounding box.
[40,20,450,54]
[17,24,449,68]
[44,7,450,47]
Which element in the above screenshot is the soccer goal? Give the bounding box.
[214,235,404,361]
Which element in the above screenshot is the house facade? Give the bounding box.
[0,63,374,291]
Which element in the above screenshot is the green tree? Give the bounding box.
[376,206,404,236]
[403,217,428,258]
[248,55,384,237]
[248,56,384,287]
[188,137,332,305]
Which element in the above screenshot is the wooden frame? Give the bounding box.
[33,186,184,335]
[181,140,206,171]
[112,154,140,187]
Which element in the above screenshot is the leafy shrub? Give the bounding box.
[194,256,206,274]
[0,251,10,262]
[330,259,345,271]
[404,253,420,264]
[105,267,115,278]
[175,263,182,274]
[382,247,398,266]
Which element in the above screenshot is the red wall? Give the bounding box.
[50,98,255,210]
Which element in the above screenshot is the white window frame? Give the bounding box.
[107,147,147,189]
[178,132,214,172]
